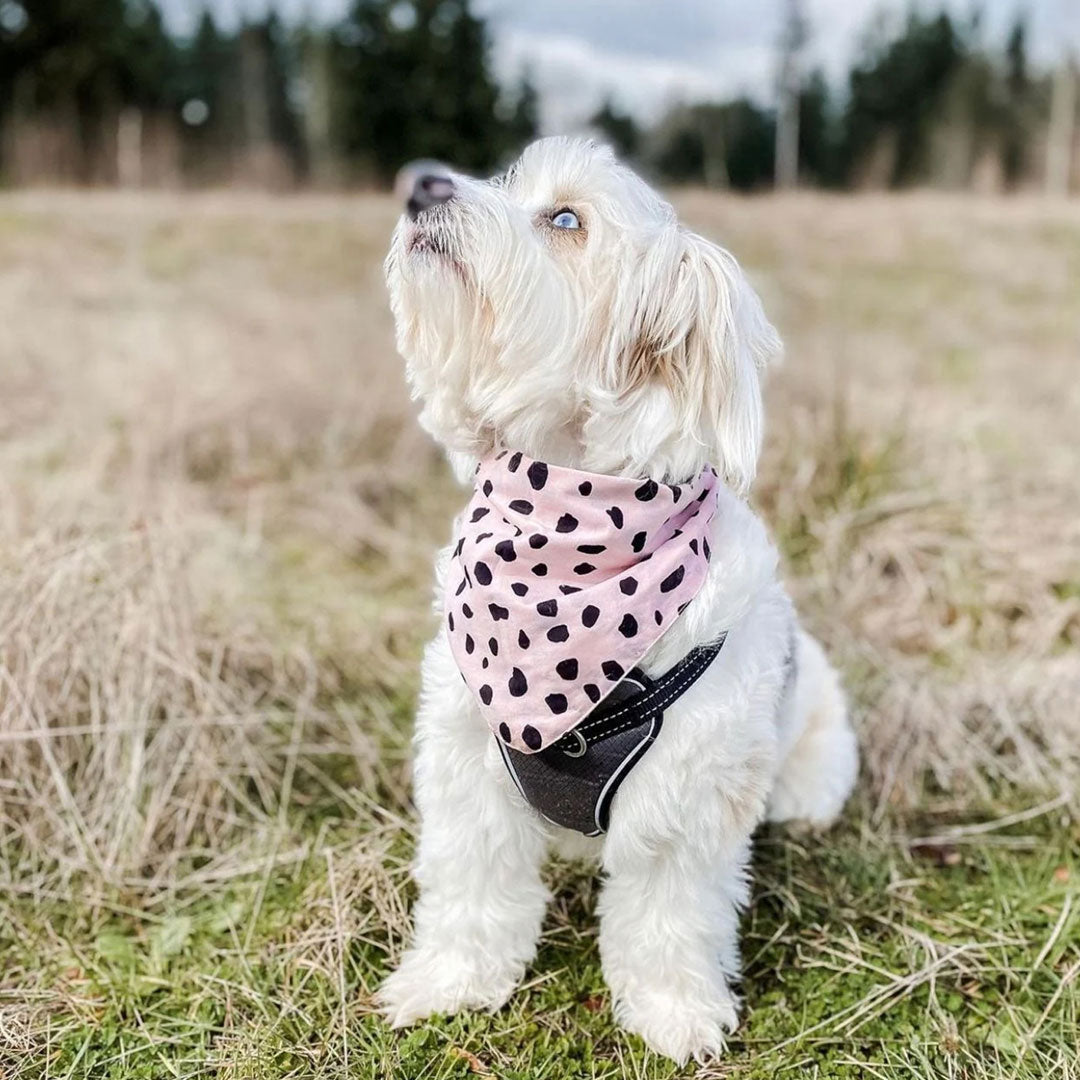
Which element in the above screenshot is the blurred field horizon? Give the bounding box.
[0,183,1077,1078]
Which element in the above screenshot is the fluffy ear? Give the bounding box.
[608,229,782,493]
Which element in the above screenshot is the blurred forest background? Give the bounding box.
[0,0,1077,193]
[2,3,1079,1078]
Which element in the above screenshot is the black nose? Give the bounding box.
[405,170,455,219]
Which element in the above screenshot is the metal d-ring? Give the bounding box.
[561,730,588,758]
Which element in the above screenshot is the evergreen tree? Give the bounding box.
[840,12,965,186]
[176,10,242,180]
[652,100,774,191]
[589,97,640,159]
[504,69,539,153]
[1001,17,1031,188]
[330,0,507,183]
[797,69,841,185]
[250,15,305,169]
[0,0,181,180]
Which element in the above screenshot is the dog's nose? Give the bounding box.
[397,162,455,219]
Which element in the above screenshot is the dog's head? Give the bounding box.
[386,136,781,491]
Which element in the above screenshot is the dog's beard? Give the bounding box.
[403,218,472,287]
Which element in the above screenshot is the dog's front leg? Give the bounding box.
[379,632,550,1026]
[597,703,772,1064]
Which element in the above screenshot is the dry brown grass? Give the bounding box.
[0,192,446,894]
[1,188,1077,879]
[0,189,1076,1078]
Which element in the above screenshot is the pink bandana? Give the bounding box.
[445,451,720,753]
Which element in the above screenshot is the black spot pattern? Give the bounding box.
[508,667,528,696]
[555,659,578,680]
[660,566,685,592]
[447,452,719,752]
[527,462,548,490]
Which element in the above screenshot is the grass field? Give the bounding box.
[0,189,1077,1079]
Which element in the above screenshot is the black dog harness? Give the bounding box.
[497,637,726,835]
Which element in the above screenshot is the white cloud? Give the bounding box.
[492,28,778,130]
[160,0,1080,129]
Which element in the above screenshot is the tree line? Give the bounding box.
[0,0,1074,192]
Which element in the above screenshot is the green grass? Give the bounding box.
[3,785,1077,1079]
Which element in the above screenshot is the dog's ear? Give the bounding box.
[610,229,782,493]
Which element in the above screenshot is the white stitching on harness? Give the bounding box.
[571,643,721,738]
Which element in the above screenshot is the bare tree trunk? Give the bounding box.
[775,0,807,189]
[700,112,729,190]
[117,107,143,188]
[1046,56,1077,197]
[302,32,336,187]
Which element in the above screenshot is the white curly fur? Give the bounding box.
[378,137,858,1064]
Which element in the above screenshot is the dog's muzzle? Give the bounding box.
[396,160,455,220]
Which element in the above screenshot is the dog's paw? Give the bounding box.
[377,948,520,1027]
[613,982,739,1065]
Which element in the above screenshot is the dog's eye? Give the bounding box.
[551,209,580,230]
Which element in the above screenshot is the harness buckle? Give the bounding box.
[561,730,588,758]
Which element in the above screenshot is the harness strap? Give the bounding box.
[551,636,727,751]
[498,635,727,835]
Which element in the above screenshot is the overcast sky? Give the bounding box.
[162,0,1080,129]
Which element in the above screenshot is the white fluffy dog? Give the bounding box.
[379,136,858,1063]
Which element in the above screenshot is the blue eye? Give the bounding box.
[551,209,580,230]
